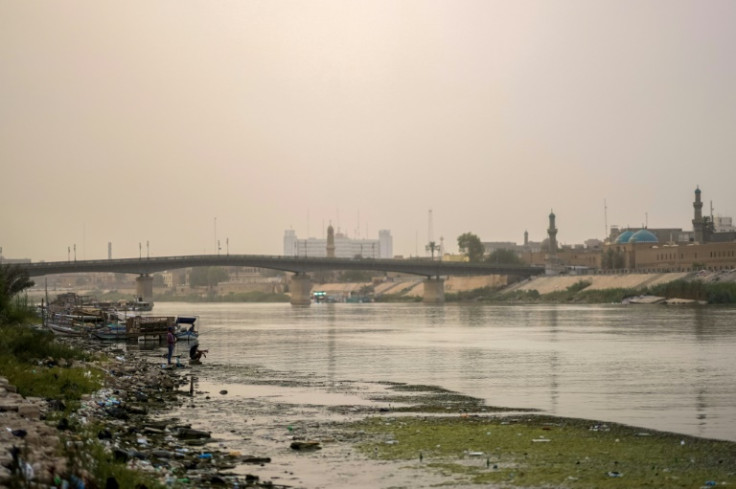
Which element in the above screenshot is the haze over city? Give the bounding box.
[2,1,735,262]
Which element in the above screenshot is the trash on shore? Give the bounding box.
[290,440,322,450]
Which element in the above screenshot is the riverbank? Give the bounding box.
[0,324,284,488]
[155,354,736,489]
[3,321,736,488]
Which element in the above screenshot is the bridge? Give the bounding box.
[18,254,545,305]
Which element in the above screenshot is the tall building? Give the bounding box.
[283,229,393,259]
[283,229,298,256]
[379,229,393,259]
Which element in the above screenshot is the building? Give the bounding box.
[283,228,393,259]
[602,187,736,271]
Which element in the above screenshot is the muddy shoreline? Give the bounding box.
[4,334,736,488]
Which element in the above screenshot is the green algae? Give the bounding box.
[363,382,530,414]
[348,415,736,488]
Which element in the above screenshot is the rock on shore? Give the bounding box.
[1,343,277,488]
[0,376,66,485]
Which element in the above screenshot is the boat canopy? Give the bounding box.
[176,316,197,325]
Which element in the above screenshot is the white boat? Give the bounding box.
[174,316,199,340]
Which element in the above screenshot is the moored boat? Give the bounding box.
[91,323,127,340]
[174,316,199,340]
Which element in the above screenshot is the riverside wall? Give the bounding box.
[502,272,692,296]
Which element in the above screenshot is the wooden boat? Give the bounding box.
[174,316,199,340]
[48,320,88,337]
[46,311,102,337]
[91,323,127,340]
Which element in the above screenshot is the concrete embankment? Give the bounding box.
[317,271,714,300]
[502,272,692,296]
[503,268,736,296]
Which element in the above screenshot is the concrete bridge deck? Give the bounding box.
[17,254,545,305]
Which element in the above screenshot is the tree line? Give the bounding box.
[456,232,524,265]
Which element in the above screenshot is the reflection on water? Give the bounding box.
[156,302,736,441]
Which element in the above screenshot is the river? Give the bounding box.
[153,302,736,444]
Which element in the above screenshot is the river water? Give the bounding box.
[154,302,736,443]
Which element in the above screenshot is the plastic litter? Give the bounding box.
[21,461,34,480]
[607,471,623,478]
[199,453,213,459]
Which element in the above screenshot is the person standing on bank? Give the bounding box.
[167,327,176,365]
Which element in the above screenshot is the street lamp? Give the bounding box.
[73,244,77,262]
[146,240,150,259]
[68,246,71,262]
[226,237,229,256]
[139,242,142,260]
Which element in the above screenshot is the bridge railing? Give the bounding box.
[19,254,546,278]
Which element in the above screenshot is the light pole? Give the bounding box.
[226,237,229,256]
[139,242,142,260]
[73,244,77,262]
[68,246,71,262]
[217,240,221,255]
[146,240,150,259]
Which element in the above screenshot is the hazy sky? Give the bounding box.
[2,1,735,261]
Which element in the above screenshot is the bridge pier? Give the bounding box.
[135,274,154,303]
[423,277,445,304]
[289,273,313,306]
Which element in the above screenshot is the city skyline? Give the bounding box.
[2,1,735,261]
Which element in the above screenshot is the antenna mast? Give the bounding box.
[604,199,608,239]
[428,209,434,245]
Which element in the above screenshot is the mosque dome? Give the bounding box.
[630,229,658,243]
[615,230,634,244]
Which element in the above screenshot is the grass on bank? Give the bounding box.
[350,415,736,489]
[0,322,102,401]
[0,321,165,488]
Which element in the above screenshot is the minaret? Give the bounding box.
[692,186,704,243]
[326,223,336,258]
[547,210,558,254]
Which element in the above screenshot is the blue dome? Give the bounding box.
[615,230,634,244]
[630,229,658,243]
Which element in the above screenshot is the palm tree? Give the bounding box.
[0,264,35,319]
[425,241,438,260]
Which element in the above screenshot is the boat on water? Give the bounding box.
[47,318,90,337]
[90,323,127,340]
[40,293,191,341]
[45,309,107,337]
[87,314,198,341]
[173,316,199,340]
[129,297,154,311]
